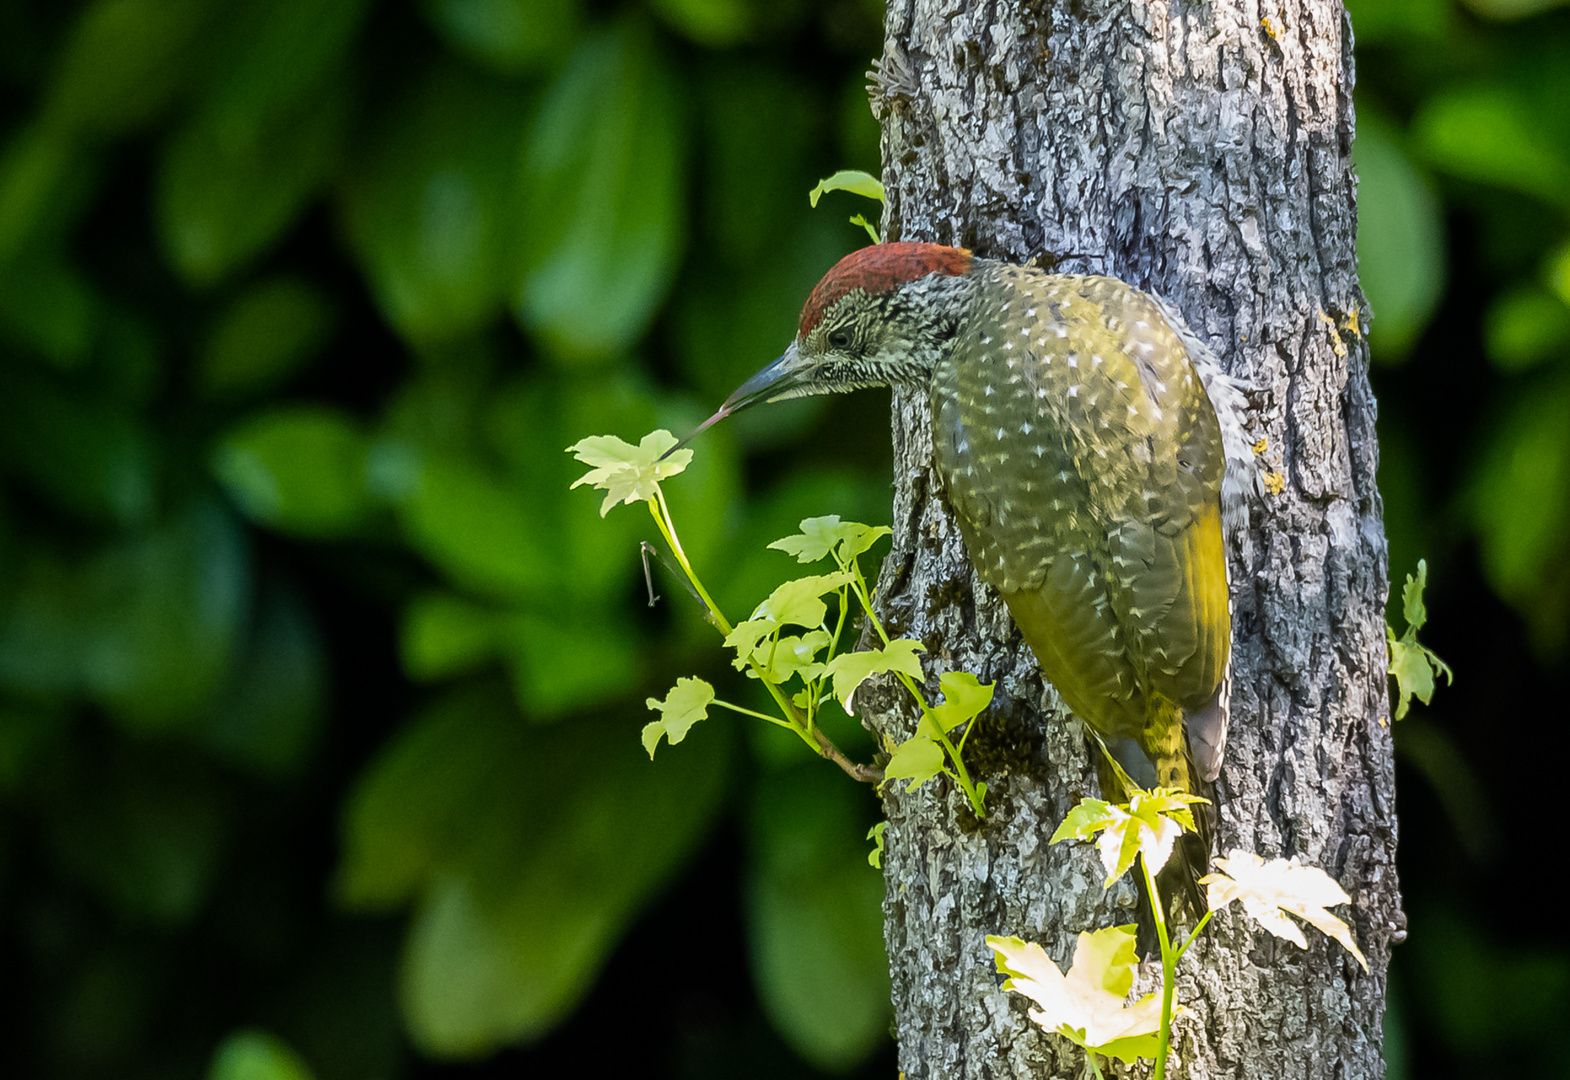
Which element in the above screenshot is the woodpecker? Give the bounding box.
[685,242,1253,911]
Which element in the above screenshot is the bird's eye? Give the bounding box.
[827,328,853,349]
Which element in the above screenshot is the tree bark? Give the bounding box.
[863,0,1403,1076]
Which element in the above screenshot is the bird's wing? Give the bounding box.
[930,270,1230,737]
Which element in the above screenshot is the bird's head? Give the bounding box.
[673,243,974,449]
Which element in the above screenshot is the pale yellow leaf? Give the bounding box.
[1203,850,1368,971]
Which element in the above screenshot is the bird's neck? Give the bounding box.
[882,270,982,389]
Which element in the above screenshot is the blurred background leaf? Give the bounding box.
[514,18,686,362]
[0,0,1566,1076]
[1354,109,1445,362]
[208,1030,317,1080]
[419,0,580,75]
[341,61,529,346]
[746,766,889,1072]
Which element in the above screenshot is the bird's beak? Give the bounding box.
[663,344,804,458]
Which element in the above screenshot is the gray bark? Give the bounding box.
[862,0,1403,1077]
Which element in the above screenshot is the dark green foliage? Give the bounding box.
[0,1,889,1076]
[1347,0,1570,1075]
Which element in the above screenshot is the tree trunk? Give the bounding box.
[863,0,1403,1076]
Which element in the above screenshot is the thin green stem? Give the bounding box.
[647,497,800,738]
[1144,858,1177,1080]
[851,562,892,642]
[814,585,852,732]
[847,568,928,709]
[931,723,985,816]
[1086,1051,1105,1080]
[955,711,980,755]
[1173,910,1215,964]
[846,560,986,817]
[646,493,876,780]
[711,699,799,730]
[764,632,782,679]
[648,496,730,635]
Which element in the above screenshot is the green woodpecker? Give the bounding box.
[686,242,1253,910]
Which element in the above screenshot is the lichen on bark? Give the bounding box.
[862,0,1403,1076]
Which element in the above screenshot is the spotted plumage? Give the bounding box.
[687,242,1254,915]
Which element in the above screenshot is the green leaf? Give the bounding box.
[1128,787,1202,836]
[849,213,880,244]
[1413,85,1570,210]
[1049,789,1203,888]
[1386,561,1452,720]
[0,123,100,267]
[199,276,335,401]
[509,606,640,718]
[1203,850,1368,971]
[1467,377,1570,637]
[208,1030,316,1080]
[987,927,1161,1063]
[336,689,505,909]
[338,685,728,1054]
[1354,111,1445,361]
[642,676,714,757]
[808,170,886,207]
[196,582,326,780]
[647,0,754,45]
[196,0,369,138]
[743,630,831,686]
[400,592,506,682]
[0,245,103,372]
[85,499,251,732]
[43,0,217,136]
[0,366,154,526]
[692,62,819,262]
[345,685,730,1056]
[1049,798,1118,844]
[883,732,946,793]
[767,515,891,565]
[1389,639,1433,720]
[723,618,779,668]
[925,671,995,734]
[746,767,890,1071]
[823,639,925,710]
[157,74,351,287]
[567,430,692,516]
[1402,559,1431,633]
[391,449,550,601]
[515,19,685,361]
[866,822,887,869]
[418,0,578,75]
[341,62,531,344]
[767,516,849,563]
[1484,284,1570,372]
[1551,240,1570,308]
[213,407,372,538]
[1389,628,1452,720]
[750,571,853,629]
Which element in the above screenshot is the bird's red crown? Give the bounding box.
[798,242,972,336]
